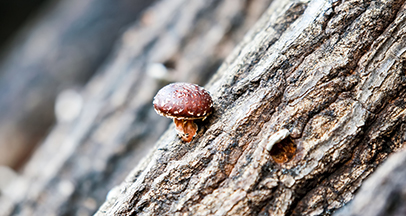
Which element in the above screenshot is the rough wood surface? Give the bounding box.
[0,0,272,215]
[334,148,406,216]
[96,0,406,215]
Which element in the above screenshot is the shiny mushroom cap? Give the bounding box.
[153,82,213,120]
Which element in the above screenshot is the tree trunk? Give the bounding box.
[95,0,406,215]
[0,0,272,215]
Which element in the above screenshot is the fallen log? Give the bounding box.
[96,0,406,215]
[0,0,272,215]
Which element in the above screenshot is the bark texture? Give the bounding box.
[334,148,406,216]
[0,0,272,215]
[96,0,406,215]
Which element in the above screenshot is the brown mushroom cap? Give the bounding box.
[153,82,213,120]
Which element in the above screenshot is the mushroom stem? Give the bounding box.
[173,119,198,142]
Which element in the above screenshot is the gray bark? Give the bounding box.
[335,148,406,216]
[0,0,272,215]
[95,0,406,215]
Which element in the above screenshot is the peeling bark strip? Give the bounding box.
[97,0,406,215]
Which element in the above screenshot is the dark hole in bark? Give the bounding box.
[269,137,297,163]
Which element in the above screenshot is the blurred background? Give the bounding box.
[0,0,272,215]
[0,0,48,52]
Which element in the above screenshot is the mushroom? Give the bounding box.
[153,82,213,142]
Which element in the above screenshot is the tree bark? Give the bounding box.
[0,0,272,215]
[95,0,406,215]
[334,148,406,216]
